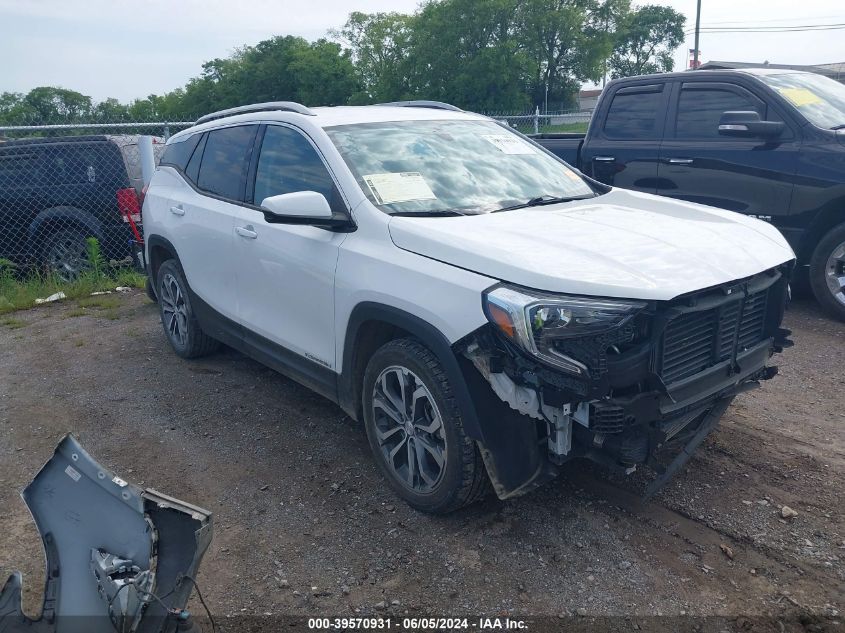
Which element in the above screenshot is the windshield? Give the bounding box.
[758,72,845,129]
[324,119,595,215]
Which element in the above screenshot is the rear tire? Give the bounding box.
[41,229,91,282]
[362,338,489,514]
[155,259,219,358]
[808,222,845,321]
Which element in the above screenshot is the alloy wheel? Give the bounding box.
[46,235,89,282]
[371,365,447,493]
[825,241,845,307]
[159,273,188,348]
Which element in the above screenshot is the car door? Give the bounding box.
[656,81,799,216]
[161,125,257,321]
[231,123,350,375]
[580,82,668,192]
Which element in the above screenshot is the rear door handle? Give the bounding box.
[593,156,615,162]
[235,226,258,239]
[169,205,185,216]
[667,158,694,165]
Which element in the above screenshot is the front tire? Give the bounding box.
[156,259,219,358]
[809,222,845,321]
[362,338,488,514]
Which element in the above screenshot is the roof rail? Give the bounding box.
[195,101,315,125]
[376,100,464,112]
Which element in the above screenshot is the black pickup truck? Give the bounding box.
[533,68,845,321]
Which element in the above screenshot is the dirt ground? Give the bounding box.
[1,290,843,631]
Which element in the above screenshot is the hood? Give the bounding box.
[388,188,794,300]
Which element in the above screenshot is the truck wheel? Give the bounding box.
[156,259,219,358]
[41,229,91,282]
[362,338,489,514]
[809,222,845,321]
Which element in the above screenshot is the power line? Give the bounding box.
[684,24,845,35]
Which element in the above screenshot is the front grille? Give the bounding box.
[660,287,769,384]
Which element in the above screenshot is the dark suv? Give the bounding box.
[0,135,162,279]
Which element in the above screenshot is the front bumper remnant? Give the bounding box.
[0,435,213,633]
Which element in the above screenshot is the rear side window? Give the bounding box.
[161,133,201,171]
[197,126,257,201]
[604,87,663,139]
[676,88,764,139]
[0,150,41,186]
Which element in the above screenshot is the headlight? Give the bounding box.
[482,285,646,376]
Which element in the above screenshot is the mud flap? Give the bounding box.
[0,435,212,633]
[459,357,557,498]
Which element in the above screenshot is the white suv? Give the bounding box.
[143,101,795,513]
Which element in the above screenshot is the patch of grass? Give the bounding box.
[0,240,147,315]
[538,122,589,134]
[64,308,88,318]
[103,309,120,321]
[73,339,85,347]
[77,295,121,310]
[1,317,25,329]
[113,269,147,290]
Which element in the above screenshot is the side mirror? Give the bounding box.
[718,111,784,139]
[260,191,333,221]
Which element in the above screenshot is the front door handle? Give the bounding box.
[169,205,185,216]
[235,225,258,239]
[666,158,694,165]
[593,156,615,162]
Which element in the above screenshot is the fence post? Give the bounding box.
[534,107,540,135]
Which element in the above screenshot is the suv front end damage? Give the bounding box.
[0,435,212,633]
[459,263,794,499]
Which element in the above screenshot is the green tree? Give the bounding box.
[609,4,685,78]
[406,0,529,111]
[333,11,414,104]
[517,0,623,110]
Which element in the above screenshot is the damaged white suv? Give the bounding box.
[143,101,795,513]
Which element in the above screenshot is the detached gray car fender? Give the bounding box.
[0,435,212,633]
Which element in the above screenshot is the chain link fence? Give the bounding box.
[484,108,593,135]
[0,111,591,283]
[0,121,192,281]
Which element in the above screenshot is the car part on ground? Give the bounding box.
[0,435,212,633]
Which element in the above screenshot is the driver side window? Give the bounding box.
[253,126,338,210]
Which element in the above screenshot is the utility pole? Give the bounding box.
[693,0,702,68]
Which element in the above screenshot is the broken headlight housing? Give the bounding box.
[483,285,646,376]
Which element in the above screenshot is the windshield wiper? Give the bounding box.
[831,124,845,130]
[493,193,596,213]
[389,209,467,217]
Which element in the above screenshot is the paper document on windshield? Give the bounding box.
[364,172,437,205]
[482,134,536,155]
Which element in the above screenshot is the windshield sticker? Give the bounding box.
[777,87,823,108]
[363,172,437,205]
[482,134,536,155]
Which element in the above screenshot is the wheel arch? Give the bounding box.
[798,198,845,262]
[29,206,103,250]
[339,302,486,442]
[145,234,180,285]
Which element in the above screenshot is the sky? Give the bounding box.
[0,0,842,103]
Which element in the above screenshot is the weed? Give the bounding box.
[1,317,25,329]
[77,295,121,310]
[0,238,148,314]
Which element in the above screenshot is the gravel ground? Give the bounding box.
[0,291,842,631]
